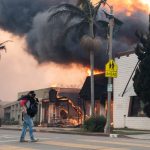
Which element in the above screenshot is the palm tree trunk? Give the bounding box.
[89,20,95,117]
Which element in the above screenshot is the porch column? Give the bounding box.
[40,101,43,125]
[48,104,51,124]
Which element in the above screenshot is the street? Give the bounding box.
[0,129,150,150]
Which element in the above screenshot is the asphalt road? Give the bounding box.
[0,129,150,150]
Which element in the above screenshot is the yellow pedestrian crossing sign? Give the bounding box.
[105,59,118,78]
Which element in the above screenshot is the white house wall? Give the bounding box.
[114,53,150,130]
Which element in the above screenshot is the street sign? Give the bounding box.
[107,84,113,92]
[105,59,118,78]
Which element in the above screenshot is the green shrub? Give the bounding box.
[2,118,19,125]
[34,121,40,127]
[83,115,106,132]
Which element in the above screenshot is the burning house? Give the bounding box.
[44,87,82,126]
[18,87,81,127]
[79,73,112,121]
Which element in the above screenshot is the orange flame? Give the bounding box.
[86,68,104,76]
[68,118,79,126]
[68,99,82,117]
[92,0,150,14]
[51,84,57,87]
[59,98,82,126]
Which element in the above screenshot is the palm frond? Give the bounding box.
[48,4,86,22]
[58,20,88,43]
[93,1,104,19]
[78,0,94,18]
[65,17,86,29]
[53,20,89,56]
[94,20,108,39]
[48,10,86,25]
[64,13,79,26]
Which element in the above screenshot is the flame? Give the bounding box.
[92,0,150,14]
[86,68,104,76]
[59,108,81,126]
[68,99,82,125]
[68,99,82,117]
[68,118,79,126]
[51,84,57,87]
[59,98,82,126]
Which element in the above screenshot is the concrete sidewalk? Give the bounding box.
[113,129,150,140]
[0,125,109,137]
[0,125,150,140]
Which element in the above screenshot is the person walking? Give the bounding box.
[19,91,39,142]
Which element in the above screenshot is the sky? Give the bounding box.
[0,0,149,102]
[0,30,87,101]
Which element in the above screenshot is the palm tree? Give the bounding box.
[48,0,107,116]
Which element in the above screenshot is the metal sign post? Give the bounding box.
[104,6,114,134]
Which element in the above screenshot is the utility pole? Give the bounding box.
[89,9,95,116]
[90,49,95,116]
[105,6,114,134]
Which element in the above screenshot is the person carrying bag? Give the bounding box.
[19,91,39,142]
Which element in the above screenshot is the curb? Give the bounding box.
[0,127,110,137]
[1,127,149,140]
[0,127,135,138]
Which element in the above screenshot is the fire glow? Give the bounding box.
[59,98,82,126]
[87,68,104,76]
[92,0,150,14]
[140,0,150,9]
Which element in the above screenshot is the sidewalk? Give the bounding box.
[0,125,150,140]
[113,129,150,140]
[0,125,109,136]
[113,128,150,134]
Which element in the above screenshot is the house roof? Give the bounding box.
[79,73,107,101]
[115,50,135,58]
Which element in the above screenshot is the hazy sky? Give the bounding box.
[0,30,87,101]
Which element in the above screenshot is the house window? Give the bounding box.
[128,96,145,117]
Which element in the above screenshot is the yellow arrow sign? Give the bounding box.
[105,59,118,78]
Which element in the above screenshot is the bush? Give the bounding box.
[83,115,106,132]
[0,118,1,127]
[2,118,19,125]
[34,121,40,127]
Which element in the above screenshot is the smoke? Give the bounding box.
[0,0,148,69]
[114,11,148,51]
[0,0,74,35]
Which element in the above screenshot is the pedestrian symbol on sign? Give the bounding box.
[109,61,115,70]
[105,59,118,78]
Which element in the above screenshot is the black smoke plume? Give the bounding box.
[0,0,148,69]
[0,0,75,35]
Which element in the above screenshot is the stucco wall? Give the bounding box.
[113,53,150,130]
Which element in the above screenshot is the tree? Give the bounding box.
[48,0,107,116]
[0,40,12,59]
[133,15,150,117]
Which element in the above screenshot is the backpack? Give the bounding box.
[26,98,38,118]
[18,95,38,118]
